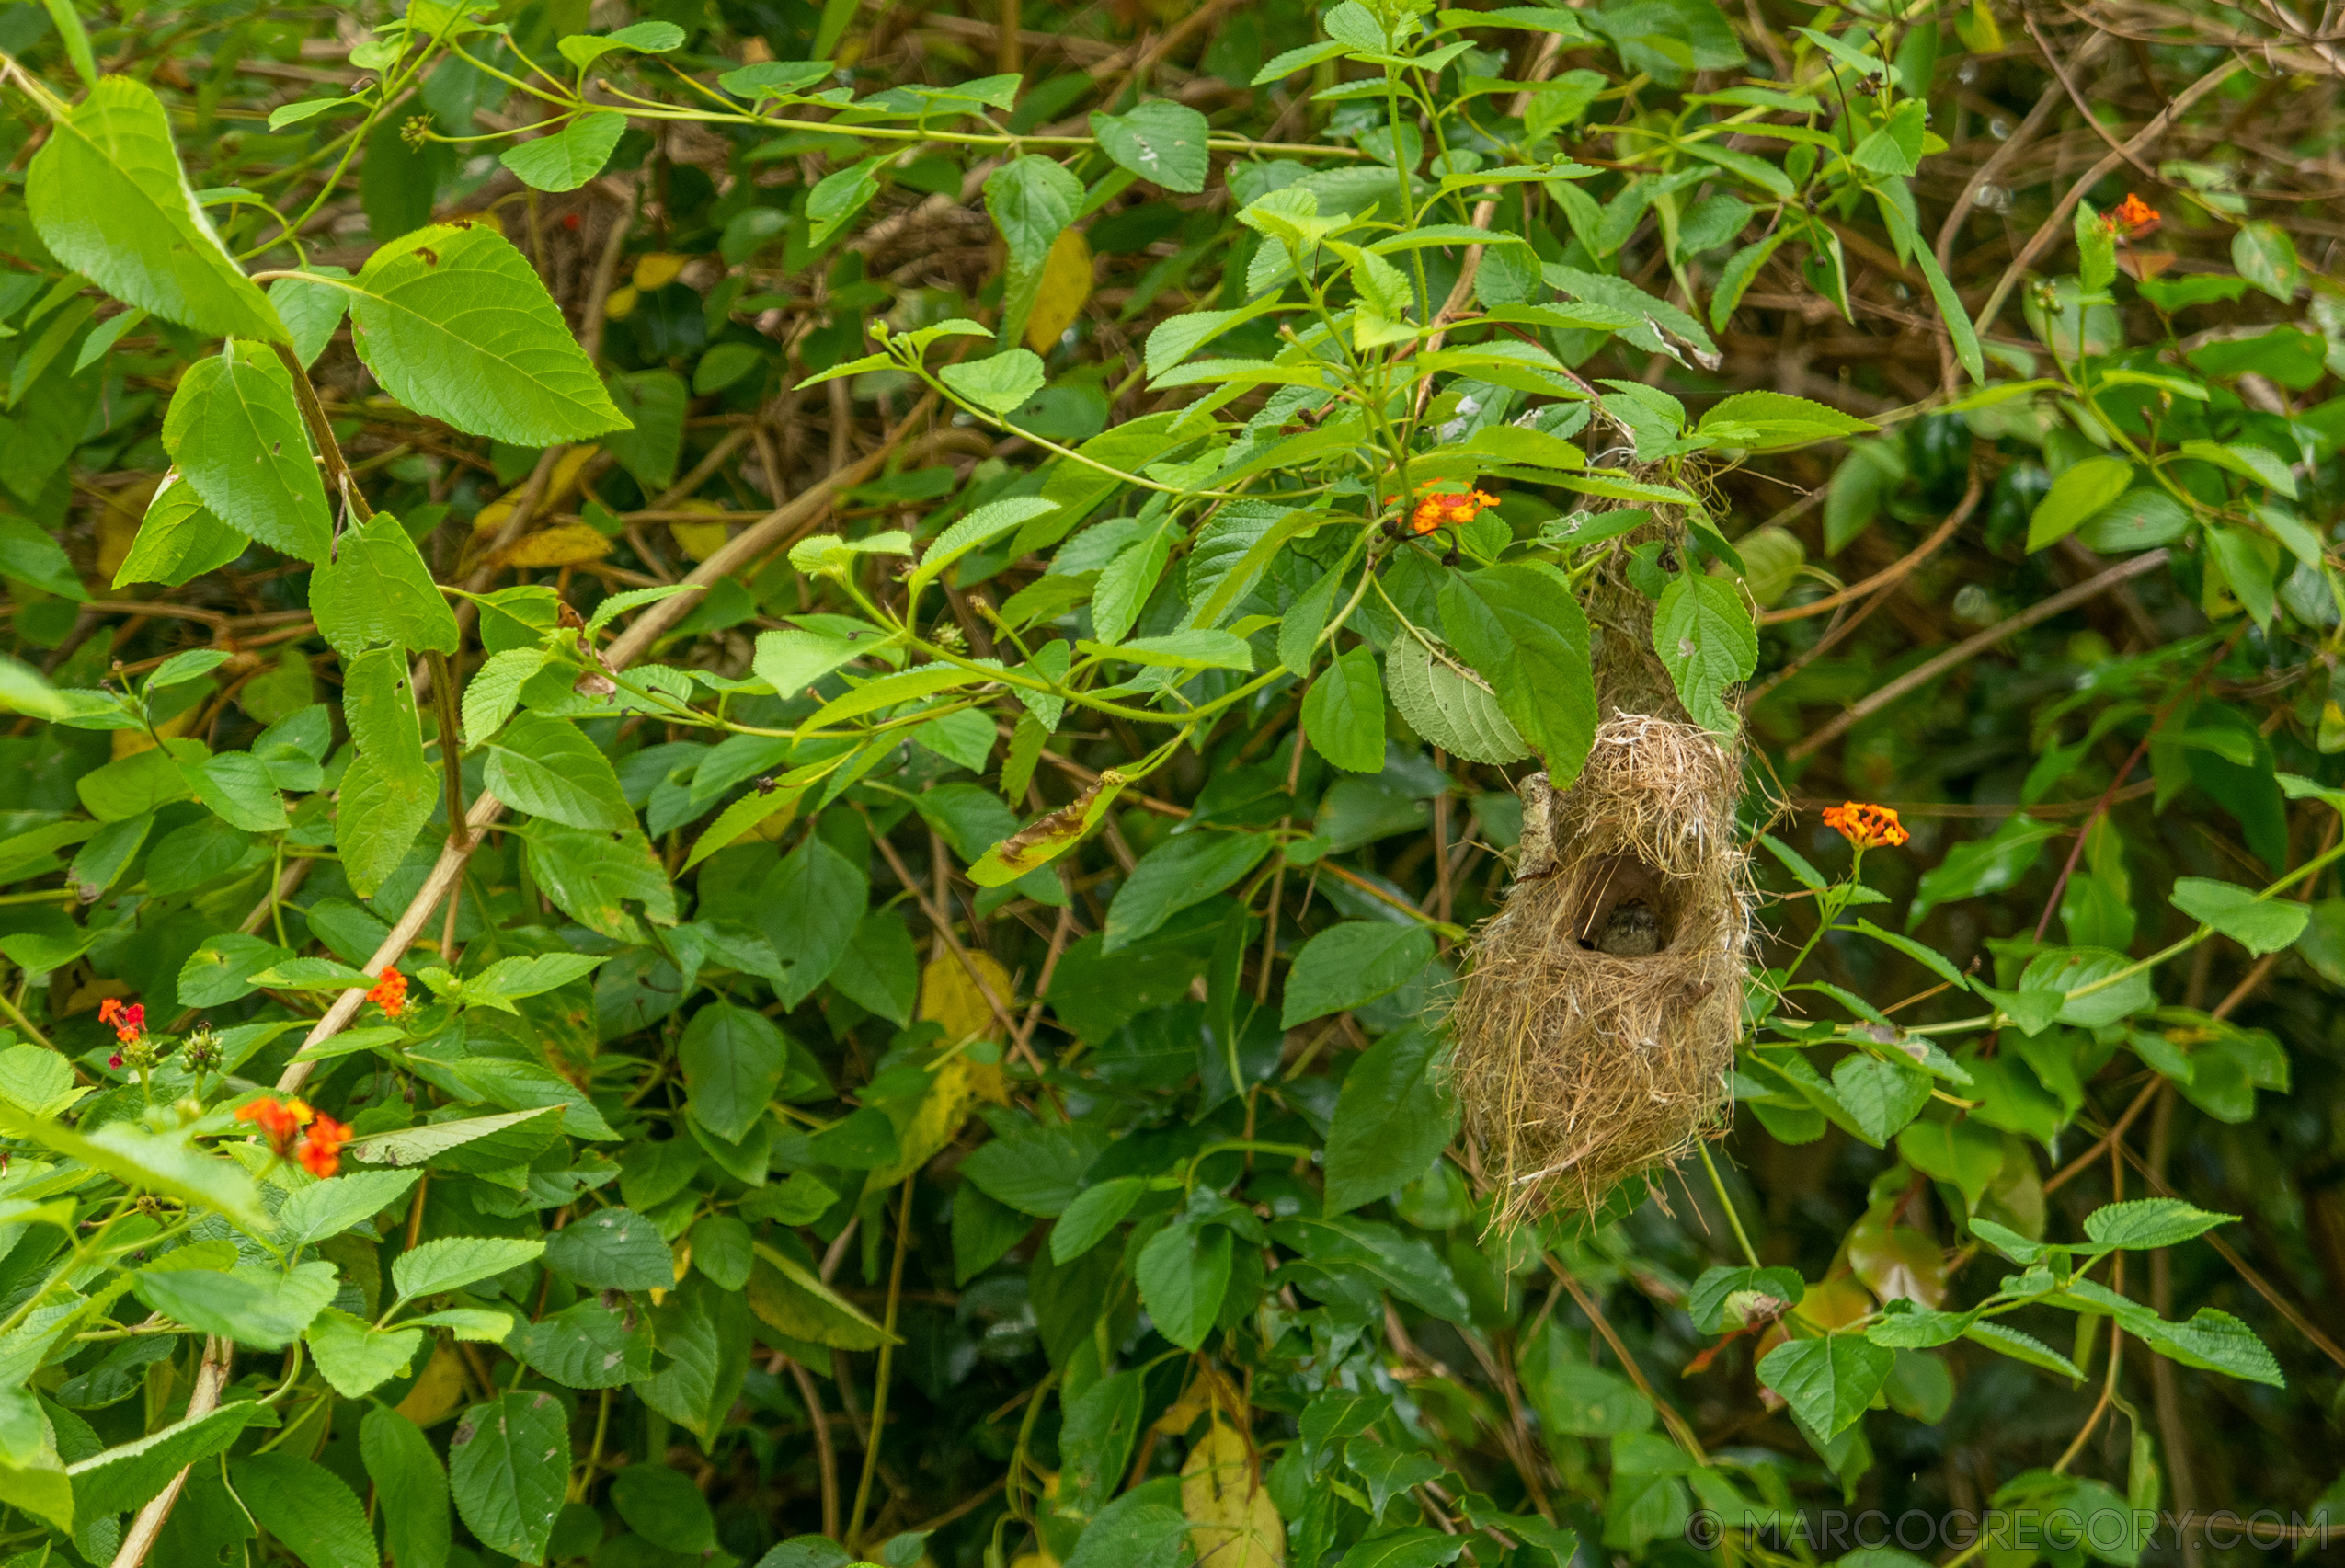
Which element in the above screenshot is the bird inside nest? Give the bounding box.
[1587,898,1661,957]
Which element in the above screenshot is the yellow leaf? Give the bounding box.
[395,1343,469,1426]
[95,478,159,578]
[1024,229,1093,354]
[920,951,1012,1045]
[633,253,690,292]
[868,1053,975,1189]
[489,523,613,569]
[112,703,196,760]
[548,445,599,505]
[471,498,513,540]
[1182,1422,1284,1568]
[603,285,640,321]
[670,521,729,561]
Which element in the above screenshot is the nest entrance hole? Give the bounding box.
[1569,853,1679,955]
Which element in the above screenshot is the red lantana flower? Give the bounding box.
[297,1112,352,1179]
[1408,487,1500,536]
[235,1095,315,1155]
[1822,801,1910,851]
[367,968,408,1020]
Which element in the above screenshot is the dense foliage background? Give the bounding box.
[0,3,2342,1568]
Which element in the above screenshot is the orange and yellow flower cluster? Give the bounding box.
[1822,800,1909,851]
[235,1096,354,1179]
[1408,487,1499,536]
[367,968,407,1020]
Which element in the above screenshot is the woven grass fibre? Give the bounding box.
[1452,715,1749,1224]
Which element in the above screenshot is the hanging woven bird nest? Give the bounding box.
[1450,508,1751,1226]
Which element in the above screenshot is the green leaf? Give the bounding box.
[1302,645,1387,773]
[2080,1197,2236,1250]
[394,1235,547,1302]
[277,1168,421,1249]
[1962,1321,2082,1380]
[1756,1333,1893,1438]
[451,952,608,1006]
[559,20,688,68]
[523,820,675,937]
[511,1299,656,1389]
[2230,221,2300,303]
[2133,1307,2284,1387]
[1089,100,1210,194]
[161,343,331,563]
[1687,1265,1805,1333]
[312,513,461,657]
[2170,876,2309,955]
[1051,1177,1147,1264]
[26,76,289,344]
[306,1309,425,1398]
[1847,919,1969,988]
[1694,390,1875,451]
[449,1392,570,1564]
[610,1463,718,1555]
[361,1409,452,1568]
[2027,456,2133,553]
[1830,1054,1932,1146]
[983,156,1083,346]
[748,1244,898,1350]
[231,1454,377,1568]
[115,472,248,589]
[911,497,1059,596]
[1134,1220,1233,1350]
[762,831,867,1005]
[337,750,436,898]
[349,223,629,444]
[270,266,353,368]
[679,1000,789,1142]
[1103,831,1274,952]
[940,349,1047,416]
[68,1400,268,1520]
[603,369,689,493]
[342,1105,568,1171]
[501,110,627,192]
[132,1259,335,1352]
[2175,439,2297,499]
[1386,636,1528,764]
[345,641,428,778]
[486,715,635,830]
[543,1207,674,1291]
[1282,922,1437,1028]
[1653,571,1757,733]
[1331,1528,1469,1568]
[1849,98,1927,175]
[1323,1024,1457,1214]
[1437,563,1597,785]
[0,1099,266,1232]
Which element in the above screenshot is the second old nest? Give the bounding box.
[1450,715,1751,1226]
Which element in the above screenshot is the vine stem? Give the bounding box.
[845,1175,916,1551]
[1697,1140,1762,1269]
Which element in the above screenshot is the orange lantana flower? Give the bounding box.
[1822,801,1910,851]
[367,968,407,1020]
[1408,487,1500,535]
[236,1095,315,1155]
[2104,193,2160,241]
[297,1112,352,1179]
